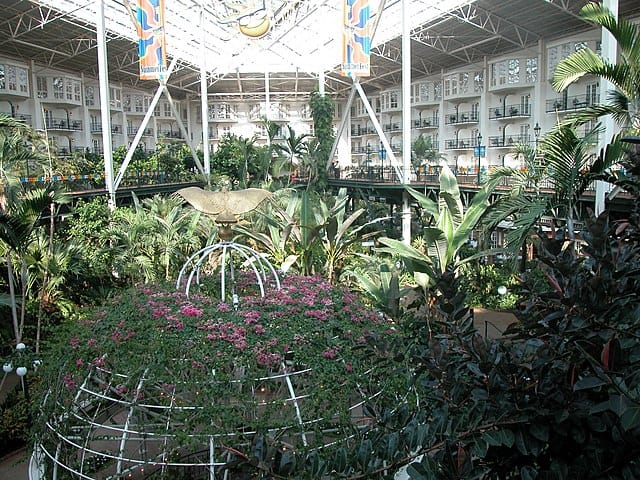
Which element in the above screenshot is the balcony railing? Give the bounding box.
[444,137,476,150]
[445,111,479,125]
[56,146,87,157]
[489,103,531,120]
[127,126,154,136]
[546,94,593,113]
[413,117,439,128]
[487,134,532,147]
[45,117,83,131]
[1,113,33,125]
[160,131,184,140]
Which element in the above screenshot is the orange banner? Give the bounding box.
[136,0,167,80]
[341,0,371,77]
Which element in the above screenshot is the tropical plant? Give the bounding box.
[484,124,624,260]
[552,2,640,134]
[378,163,502,289]
[274,125,309,184]
[309,91,335,168]
[412,133,444,169]
[0,185,68,345]
[311,188,385,284]
[139,194,211,280]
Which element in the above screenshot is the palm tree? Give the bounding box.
[141,195,210,280]
[483,124,624,261]
[412,133,444,172]
[552,2,640,134]
[0,185,64,344]
[274,125,309,184]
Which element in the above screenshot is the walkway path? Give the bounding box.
[0,448,29,479]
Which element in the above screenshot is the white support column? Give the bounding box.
[595,0,618,216]
[200,2,210,177]
[328,84,358,168]
[265,70,270,118]
[162,87,204,174]
[96,0,115,209]
[401,0,412,244]
[354,82,402,180]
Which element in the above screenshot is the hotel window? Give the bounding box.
[586,82,599,105]
[508,59,520,84]
[459,73,469,94]
[135,95,144,113]
[110,87,121,109]
[18,67,28,93]
[164,102,172,117]
[66,79,74,100]
[0,64,4,90]
[85,86,95,107]
[53,77,64,99]
[37,77,48,98]
[7,65,16,91]
[73,80,81,102]
[123,94,131,112]
[525,58,537,83]
[473,71,484,93]
[434,82,442,100]
[390,91,398,109]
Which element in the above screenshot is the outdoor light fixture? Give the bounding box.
[534,122,541,141]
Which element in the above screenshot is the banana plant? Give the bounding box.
[377,163,502,289]
[313,188,387,284]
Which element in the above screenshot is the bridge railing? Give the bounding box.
[18,171,193,193]
[329,165,599,192]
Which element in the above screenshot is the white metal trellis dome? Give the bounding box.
[35,361,379,479]
[32,279,392,480]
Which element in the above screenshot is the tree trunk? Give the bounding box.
[6,254,21,344]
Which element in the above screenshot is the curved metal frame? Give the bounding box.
[176,241,281,303]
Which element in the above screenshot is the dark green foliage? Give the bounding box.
[392,153,640,478]
[0,384,29,458]
[459,261,519,310]
[309,92,334,166]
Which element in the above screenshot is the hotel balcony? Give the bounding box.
[45,117,83,131]
[445,111,479,126]
[487,134,531,148]
[546,94,593,113]
[489,103,531,120]
[444,137,475,150]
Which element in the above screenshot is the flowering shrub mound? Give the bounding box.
[34,275,396,479]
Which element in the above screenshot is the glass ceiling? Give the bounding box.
[40,0,474,76]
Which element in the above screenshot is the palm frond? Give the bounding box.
[580,3,640,64]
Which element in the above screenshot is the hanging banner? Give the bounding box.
[136,0,167,80]
[341,0,371,77]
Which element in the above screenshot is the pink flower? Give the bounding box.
[322,348,337,359]
[345,361,353,372]
[63,374,77,390]
[69,337,80,349]
[180,305,203,317]
[75,358,84,367]
[87,338,97,347]
[253,325,265,335]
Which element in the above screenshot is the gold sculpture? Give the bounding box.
[176,186,272,241]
